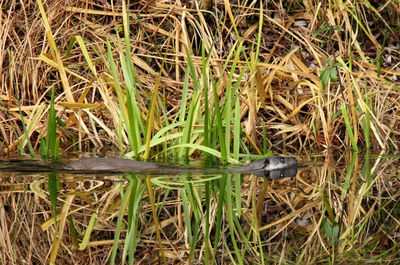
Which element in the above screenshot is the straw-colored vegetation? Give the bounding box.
[1,0,399,156]
[0,0,399,264]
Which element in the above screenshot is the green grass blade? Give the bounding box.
[74,36,97,76]
[233,96,241,160]
[120,4,144,154]
[223,42,243,156]
[143,85,158,160]
[341,102,359,151]
[362,97,371,149]
[178,68,200,158]
[212,81,228,162]
[47,86,58,158]
[79,213,98,250]
[179,69,190,123]
[202,45,211,162]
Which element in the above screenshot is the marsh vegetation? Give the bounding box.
[0,0,399,264]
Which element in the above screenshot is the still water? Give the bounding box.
[0,153,398,264]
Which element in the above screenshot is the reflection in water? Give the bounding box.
[0,153,399,264]
[0,159,298,179]
[251,166,298,178]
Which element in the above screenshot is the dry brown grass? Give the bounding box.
[0,0,399,154]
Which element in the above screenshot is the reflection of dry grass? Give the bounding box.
[0,188,52,264]
[0,154,399,264]
[1,0,399,154]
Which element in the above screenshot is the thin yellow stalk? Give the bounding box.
[36,0,74,103]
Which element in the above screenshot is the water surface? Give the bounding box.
[0,153,398,264]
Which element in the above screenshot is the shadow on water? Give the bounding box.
[0,153,399,264]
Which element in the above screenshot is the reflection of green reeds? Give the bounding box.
[182,175,201,261]
[341,152,357,199]
[110,177,145,265]
[126,177,146,264]
[362,151,372,198]
[48,173,58,225]
[110,180,131,265]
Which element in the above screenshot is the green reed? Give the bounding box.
[40,87,59,158]
[341,102,359,152]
